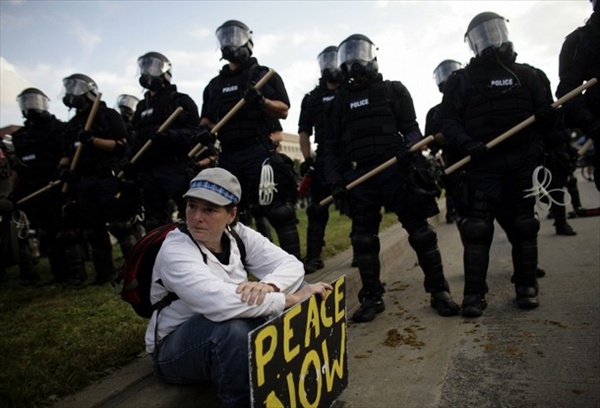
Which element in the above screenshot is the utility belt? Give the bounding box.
[220,136,264,153]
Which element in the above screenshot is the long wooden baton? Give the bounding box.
[188,69,276,158]
[61,92,102,193]
[117,106,184,179]
[445,77,598,175]
[16,180,62,205]
[577,138,594,156]
[319,135,435,206]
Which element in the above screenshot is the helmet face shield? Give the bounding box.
[338,38,376,68]
[137,55,171,77]
[62,76,97,97]
[318,49,338,72]
[117,94,139,111]
[465,17,510,56]
[18,92,49,113]
[216,24,251,49]
[433,60,463,87]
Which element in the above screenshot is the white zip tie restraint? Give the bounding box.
[523,165,571,212]
[11,210,31,239]
[259,158,277,206]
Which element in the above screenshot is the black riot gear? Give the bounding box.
[216,20,253,64]
[465,12,515,62]
[318,45,344,84]
[138,52,172,91]
[62,73,98,110]
[338,34,378,80]
[433,60,463,92]
[17,88,50,121]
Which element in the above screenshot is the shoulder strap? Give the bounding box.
[228,227,247,267]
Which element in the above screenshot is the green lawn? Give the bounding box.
[0,206,398,408]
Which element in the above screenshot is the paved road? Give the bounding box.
[336,175,599,408]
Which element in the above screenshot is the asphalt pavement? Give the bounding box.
[56,174,600,408]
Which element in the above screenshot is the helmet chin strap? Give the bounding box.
[259,158,277,206]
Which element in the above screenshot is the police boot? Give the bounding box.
[554,219,577,236]
[352,288,385,323]
[409,226,459,317]
[511,237,540,310]
[461,293,488,318]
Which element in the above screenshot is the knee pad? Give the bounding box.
[511,215,540,240]
[408,225,437,251]
[267,204,297,228]
[351,233,380,253]
[460,217,494,244]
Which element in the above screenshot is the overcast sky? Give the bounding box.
[0,0,593,138]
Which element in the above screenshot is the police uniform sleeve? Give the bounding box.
[323,99,345,187]
[390,81,422,146]
[440,72,472,151]
[297,92,314,135]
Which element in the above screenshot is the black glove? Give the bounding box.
[77,129,94,146]
[118,157,136,177]
[243,84,266,106]
[535,104,559,130]
[463,140,489,161]
[194,125,216,146]
[300,157,315,176]
[59,167,78,184]
[330,181,348,201]
[395,148,419,165]
[151,130,174,146]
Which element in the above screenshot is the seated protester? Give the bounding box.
[145,167,332,408]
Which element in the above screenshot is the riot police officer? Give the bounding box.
[61,73,129,285]
[325,34,459,322]
[441,12,558,317]
[425,59,463,224]
[556,0,599,191]
[1,136,17,283]
[11,88,69,284]
[127,52,200,231]
[116,94,139,140]
[200,20,301,259]
[298,45,344,273]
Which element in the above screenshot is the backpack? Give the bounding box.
[113,221,246,318]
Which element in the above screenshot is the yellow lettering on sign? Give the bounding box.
[254,324,277,387]
[298,350,321,408]
[283,303,301,362]
[286,371,297,408]
[322,322,346,391]
[304,296,320,347]
[334,277,345,323]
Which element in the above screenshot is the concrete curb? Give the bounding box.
[55,206,446,408]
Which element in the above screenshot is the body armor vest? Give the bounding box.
[212,62,269,151]
[338,80,398,162]
[307,83,337,147]
[578,19,600,116]
[463,63,536,147]
[13,117,64,185]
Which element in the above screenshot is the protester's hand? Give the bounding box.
[77,129,94,146]
[243,84,266,106]
[194,125,216,146]
[300,157,315,176]
[535,104,560,130]
[236,281,279,306]
[463,140,489,161]
[285,282,333,308]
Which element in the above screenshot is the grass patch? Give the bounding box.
[1,206,397,407]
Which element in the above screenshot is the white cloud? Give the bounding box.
[69,21,101,53]
[0,57,32,125]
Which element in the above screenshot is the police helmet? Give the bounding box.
[464,12,511,56]
[17,88,50,117]
[317,46,344,83]
[137,52,172,91]
[216,20,253,63]
[116,94,140,112]
[338,34,378,79]
[62,73,99,109]
[433,59,463,92]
